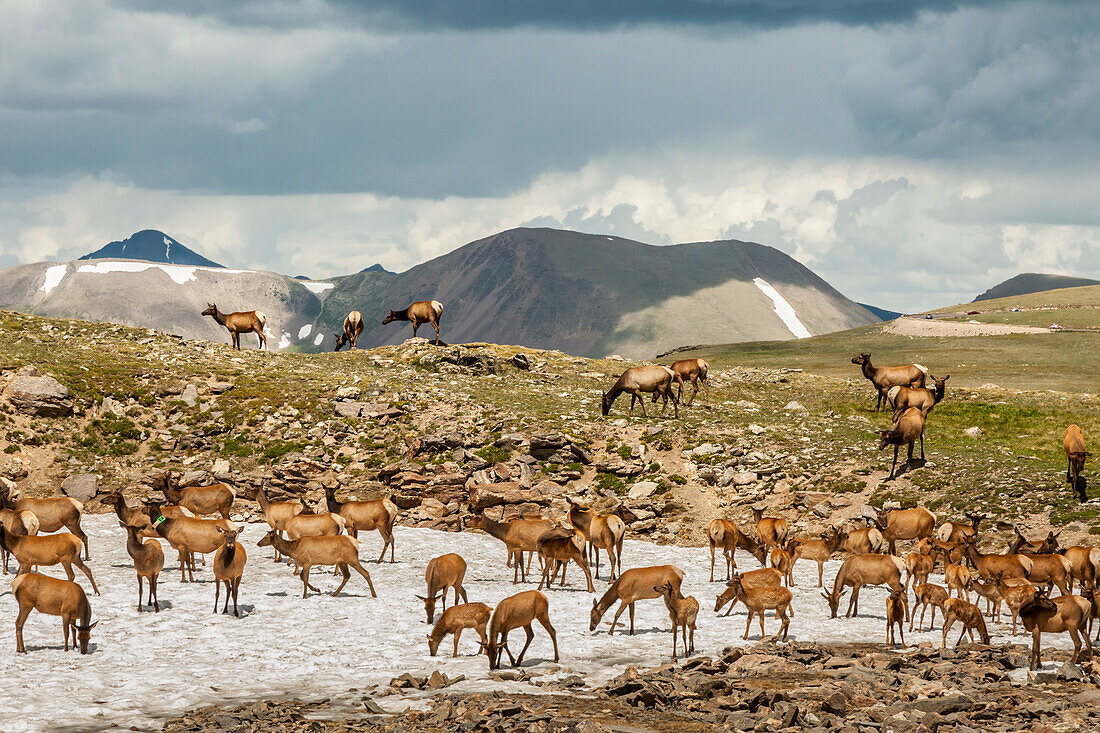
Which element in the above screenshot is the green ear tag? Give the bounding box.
[152,515,165,528]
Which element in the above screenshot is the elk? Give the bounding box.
[0,525,99,595]
[715,568,783,615]
[887,374,948,421]
[905,551,934,590]
[257,530,376,599]
[839,524,885,555]
[201,303,267,350]
[0,506,39,574]
[822,554,905,619]
[1024,553,1073,596]
[12,573,96,654]
[486,590,558,670]
[323,486,398,563]
[590,565,684,635]
[941,598,991,649]
[886,589,908,648]
[998,573,1039,635]
[770,541,800,587]
[1062,546,1100,593]
[910,582,949,632]
[427,602,492,658]
[334,310,364,351]
[945,562,972,601]
[918,537,963,569]
[1064,424,1090,501]
[156,472,235,519]
[103,491,156,537]
[1008,525,1060,556]
[142,501,235,582]
[752,507,788,550]
[875,507,936,555]
[936,512,984,545]
[382,300,444,345]
[707,518,767,582]
[567,499,625,581]
[962,535,1034,582]
[966,576,1002,622]
[789,527,841,588]
[653,580,699,660]
[122,522,164,612]
[878,407,927,480]
[284,511,346,542]
[536,528,594,593]
[851,353,928,411]
[466,512,556,583]
[213,526,246,617]
[601,365,678,419]
[256,486,304,562]
[419,553,469,624]
[0,488,88,559]
[1019,588,1093,669]
[724,573,793,641]
[665,358,710,407]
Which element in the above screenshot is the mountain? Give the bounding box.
[974,273,1100,302]
[360,264,392,274]
[858,302,903,321]
[79,230,223,268]
[0,227,881,358]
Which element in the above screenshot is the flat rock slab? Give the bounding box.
[8,374,74,417]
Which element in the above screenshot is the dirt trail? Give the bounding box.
[885,317,1049,337]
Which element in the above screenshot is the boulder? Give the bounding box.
[628,481,659,500]
[8,373,74,417]
[180,384,199,407]
[964,426,982,438]
[98,396,126,417]
[61,473,98,501]
[334,400,365,418]
[1,457,28,480]
[510,353,531,370]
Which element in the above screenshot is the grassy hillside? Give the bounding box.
[937,284,1100,330]
[974,273,1100,302]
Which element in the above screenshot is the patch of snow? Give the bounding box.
[0,515,1076,732]
[298,324,312,339]
[76,261,250,285]
[163,235,172,261]
[313,333,324,346]
[301,282,334,294]
[277,332,291,350]
[39,265,68,295]
[753,277,812,339]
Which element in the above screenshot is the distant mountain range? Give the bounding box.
[974,273,1100,302]
[0,227,885,359]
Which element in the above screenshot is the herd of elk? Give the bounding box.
[852,353,928,411]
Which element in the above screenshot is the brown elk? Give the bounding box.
[142,501,235,582]
[427,602,492,658]
[941,598,991,649]
[852,353,928,411]
[466,512,555,583]
[752,507,789,550]
[156,472,235,519]
[284,511,346,543]
[707,518,767,582]
[918,537,963,569]
[201,303,267,350]
[966,576,1002,622]
[212,526,246,617]
[590,565,684,634]
[822,554,905,619]
[998,573,1039,635]
[12,573,96,654]
[770,541,800,587]
[536,528,594,593]
[875,507,936,555]
[905,551,934,590]
[419,553,469,624]
[256,486,304,563]
[567,499,625,581]
[910,582,949,632]
[653,580,699,660]
[962,535,1034,582]
[0,525,99,595]
[839,524,885,555]
[323,486,398,563]
[1008,525,1060,556]
[724,573,793,641]
[936,512,984,544]
[601,365,679,418]
[103,491,156,538]
[1064,424,1090,501]
[791,527,841,587]
[486,590,559,670]
[886,588,908,648]
[257,530,376,599]
[887,375,948,421]
[0,505,39,574]
[382,300,443,345]
[1062,546,1100,593]
[1019,588,1093,669]
[1023,553,1073,596]
[122,522,164,612]
[334,310,364,351]
[878,407,927,480]
[0,488,88,559]
[715,568,783,616]
[945,562,972,601]
[664,358,710,407]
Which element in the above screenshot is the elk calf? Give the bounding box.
[910,582,949,632]
[654,581,699,660]
[770,542,800,587]
[427,602,492,658]
[942,598,990,649]
[715,568,783,616]
[886,589,908,648]
[213,526,246,617]
[726,574,792,641]
[122,522,164,612]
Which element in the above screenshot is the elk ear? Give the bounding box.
[88,622,98,630]
[416,595,428,602]
[592,599,598,610]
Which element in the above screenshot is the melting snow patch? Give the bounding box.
[39,265,68,295]
[298,324,312,339]
[76,261,250,285]
[163,235,172,260]
[302,281,334,294]
[277,332,291,350]
[753,277,812,339]
[313,333,324,346]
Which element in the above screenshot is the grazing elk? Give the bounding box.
[1019,588,1093,669]
[323,486,398,563]
[852,353,928,411]
[752,507,789,550]
[941,598,991,649]
[427,602,492,658]
[567,499,625,581]
[791,527,842,587]
[936,512,984,545]
[707,518,767,582]
[486,590,559,670]
[715,568,783,616]
[156,472,235,519]
[212,526,246,617]
[122,522,164,612]
[382,300,444,345]
[419,553,469,624]
[724,573,793,642]
[1064,424,1090,501]
[822,554,905,619]
[1,488,88,559]
[201,303,267,350]
[653,580,699,660]
[12,573,96,654]
[591,565,684,635]
[334,310,364,351]
[886,588,908,648]
[601,366,679,418]
[910,582,949,632]
[664,358,710,407]
[536,528,594,593]
[257,530,376,599]
[875,507,936,555]
[467,512,556,583]
[0,525,99,595]
[878,407,927,480]
[887,374,948,421]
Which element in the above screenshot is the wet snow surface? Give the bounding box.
[0,515,1073,732]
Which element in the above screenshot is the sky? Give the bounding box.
[1,0,1098,312]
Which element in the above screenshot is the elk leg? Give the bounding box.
[214,577,221,613]
[637,394,648,419]
[333,563,352,597]
[538,613,559,662]
[137,576,145,612]
[629,602,637,635]
[889,445,899,480]
[412,322,420,338]
[300,565,313,598]
[578,555,595,593]
[151,574,159,612]
[14,603,30,653]
[709,546,715,582]
[759,610,766,640]
[514,625,535,666]
[743,611,753,640]
[350,560,377,597]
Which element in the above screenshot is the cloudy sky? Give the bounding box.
[1,0,1098,311]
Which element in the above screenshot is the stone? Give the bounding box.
[98,396,126,417]
[1,457,28,480]
[61,473,98,501]
[335,386,360,400]
[8,373,74,417]
[748,424,766,435]
[209,380,234,394]
[211,459,231,475]
[732,471,758,486]
[628,481,659,500]
[686,443,720,457]
[180,384,199,407]
[179,470,211,487]
[334,400,365,418]
[510,353,531,370]
[783,401,805,410]
[964,426,982,438]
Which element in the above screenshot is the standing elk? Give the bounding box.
[910,582,949,632]
[1019,588,1093,669]
[156,472,235,520]
[427,602,492,658]
[201,303,267,350]
[0,525,99,595]
[662,358,710,407]
[590,565,684,635]
[1064,424,1090,501]
[382,300,443,345]
[334,310,364,351]
[941,598,991,649]
[1062,545,1100,593]
[257,530,376,599]
[12,573,96,654]
[822,554,905,619]
[875,507,936,555]
[752,507,789,550]
[486,590,559,670]
[887,375,948,421]
[715,567,783,615]
[724,573,793,641]
[256,486,304,563]
[601,366,679,419]
[791,527,841,587]
[212,526,246,617]
[962,535,1034,582]
[1,488,88,559]
[770,541,800,587]
[878,407,927,480]
[852,353,928,411]
[707,518,767,582]
[0,505,39,574]
[142,501,235,582]
[122,522,164,612]
[839,523,885,555]
[567,499,625,581]
[536,528,594,593]
[653,580,699,660]
[466,512,555,583]
[323,486,398,563]
[936,512,984,545]
[886,588,908,648]
[998,573,1039,636]
[419,553,469,624]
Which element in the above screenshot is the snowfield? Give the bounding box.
[753,277,812,339]
[0,515,1073,732]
